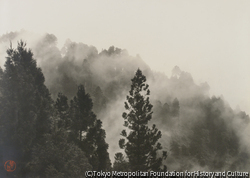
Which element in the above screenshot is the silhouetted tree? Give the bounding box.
[119,69,167,171]
[0,41,53,176]
[69,85,95,142]
[69,85,111,171]
[85,119,111,171]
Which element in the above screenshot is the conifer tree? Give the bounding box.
[0,41,53,175]
[85,119,111,171]
[69,85,95,142]
[119,69,167,171]
[69,85,111,171]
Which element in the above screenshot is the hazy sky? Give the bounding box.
[0,0,250,113]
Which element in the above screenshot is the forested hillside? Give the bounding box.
[0,32,249,176]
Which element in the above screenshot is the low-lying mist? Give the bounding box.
[0,31,249,171]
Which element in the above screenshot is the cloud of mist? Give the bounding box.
[1,31,249,171]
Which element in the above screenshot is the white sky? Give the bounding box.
[0,0,250,114]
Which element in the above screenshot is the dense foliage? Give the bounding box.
[0,41,53,176]
[119,69,167,171]
[0,41,110,177]
[0,31,249,173]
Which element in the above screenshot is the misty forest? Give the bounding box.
[0,31,249,177]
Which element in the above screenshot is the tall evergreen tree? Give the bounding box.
[119,69,167,171]
[69,85,95,142]
[0,41,52,176]
[85,119,111,171]
[69,85,111,171]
